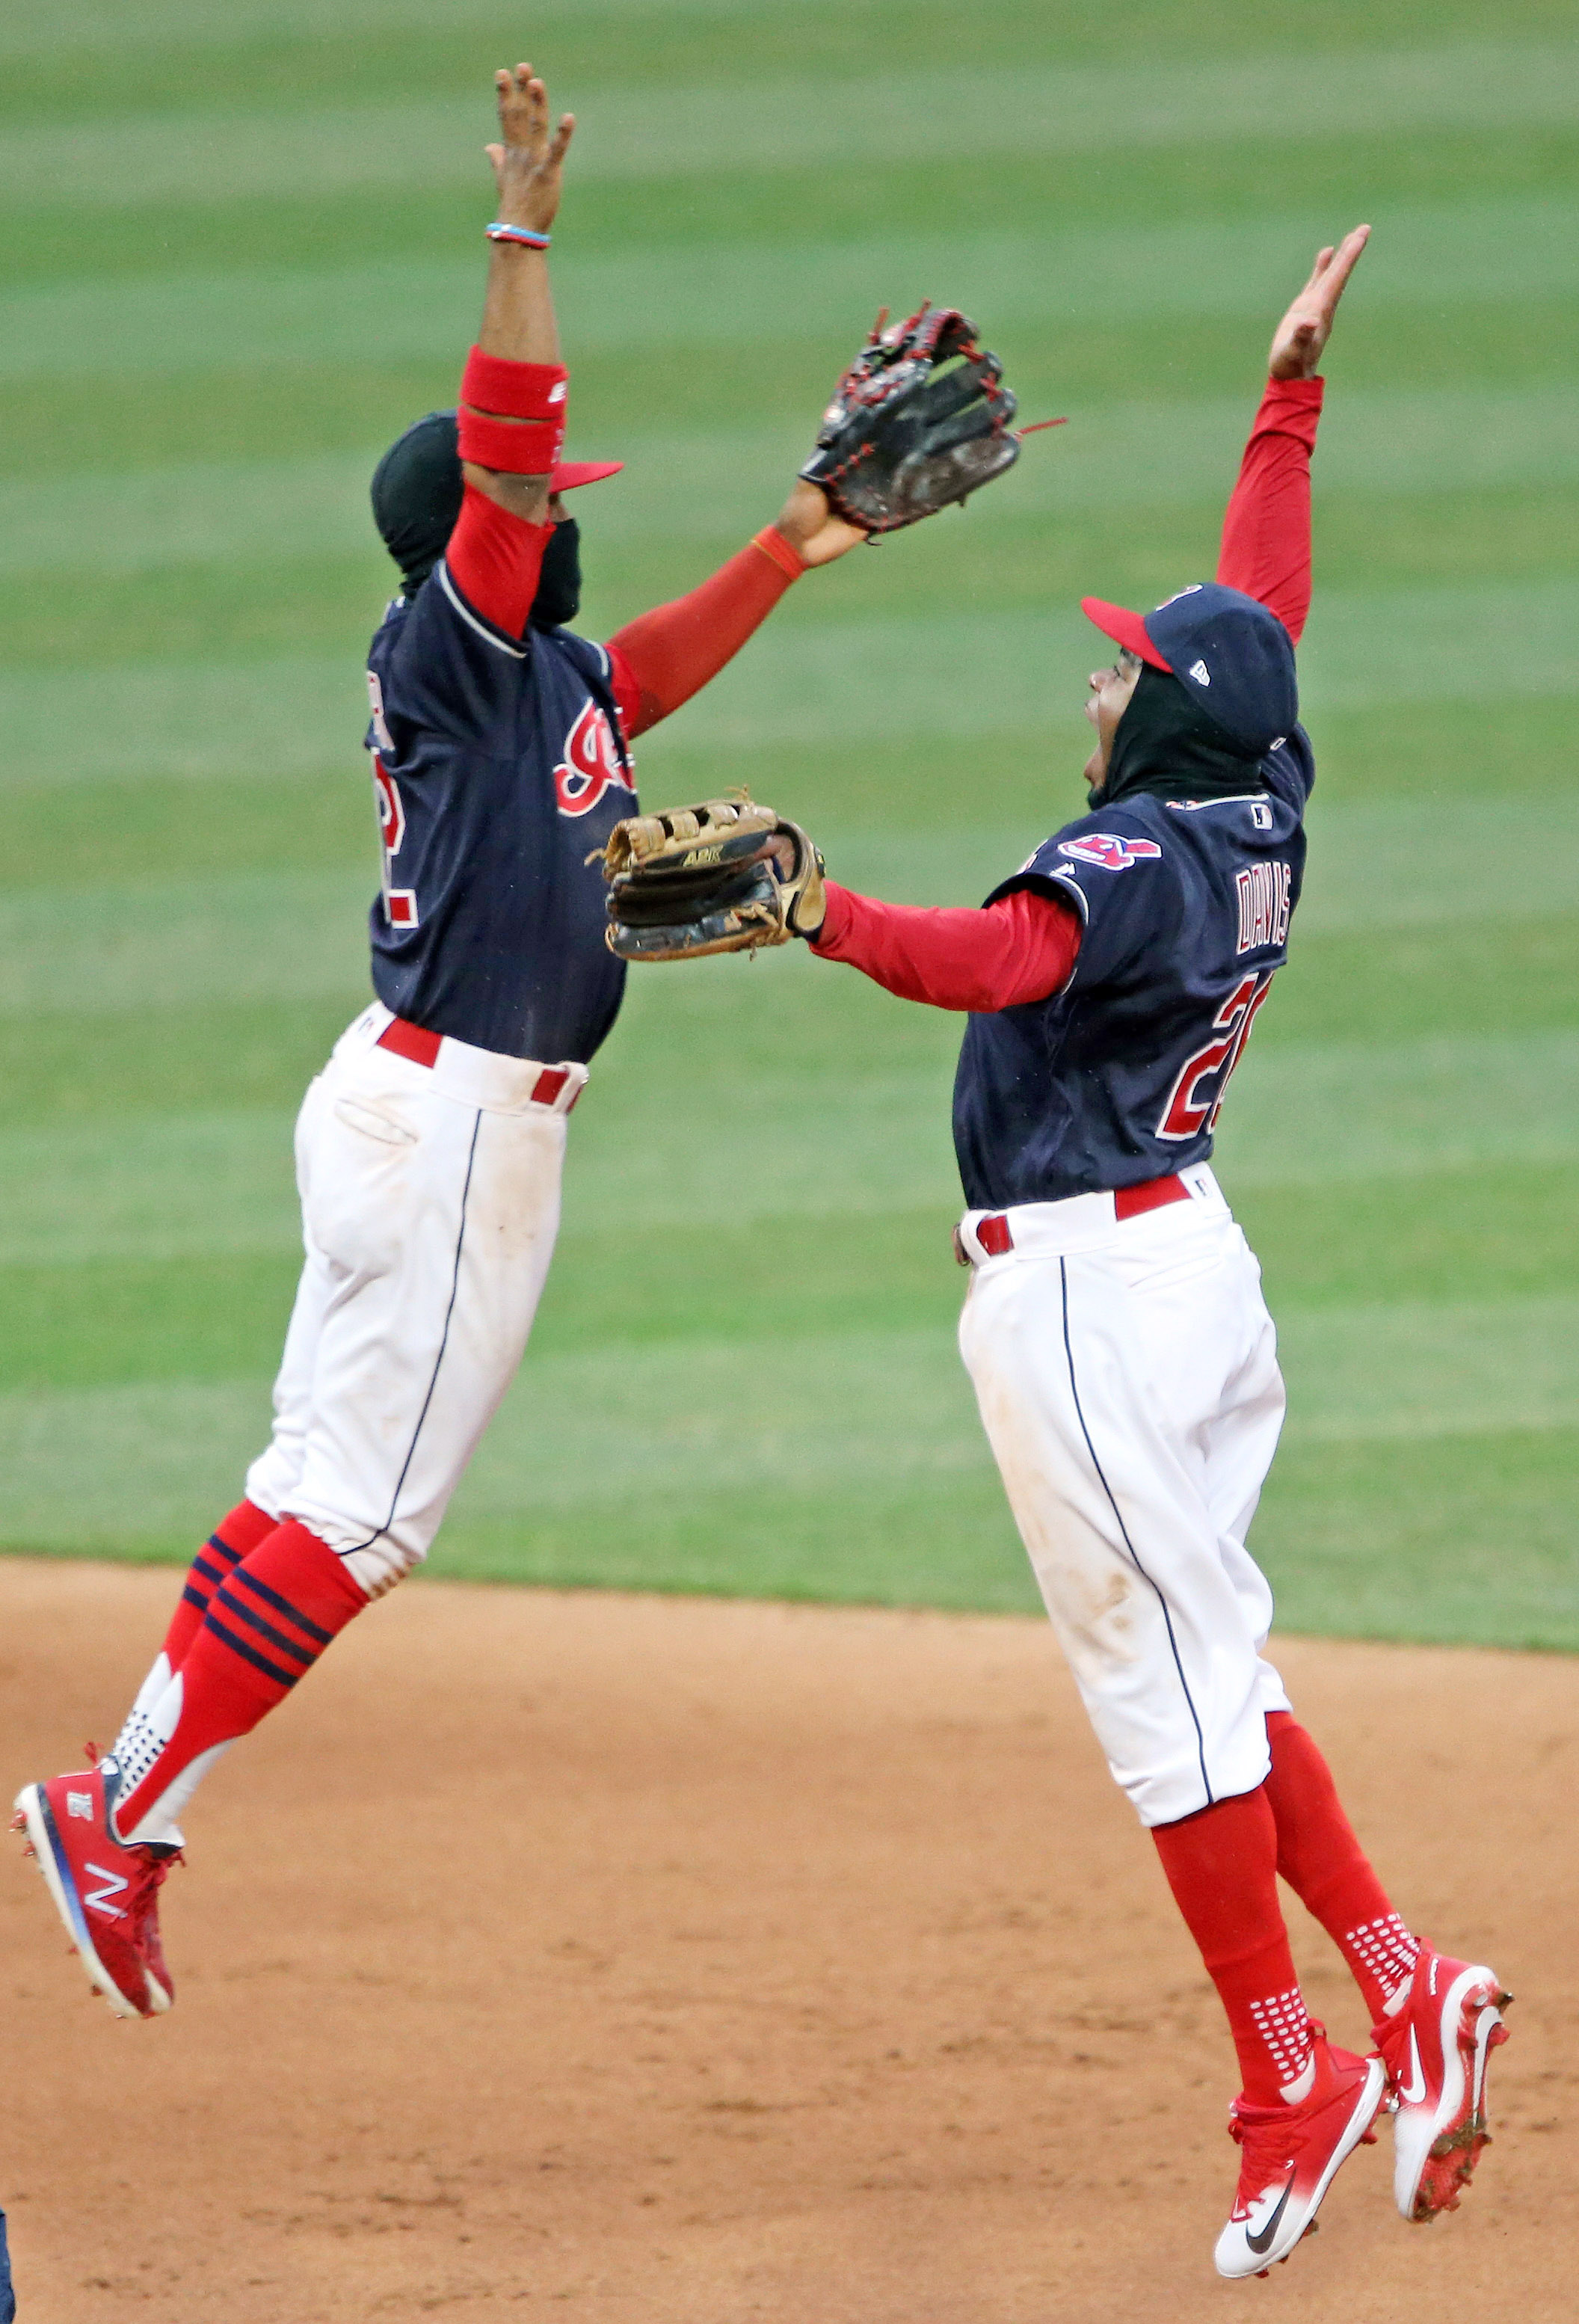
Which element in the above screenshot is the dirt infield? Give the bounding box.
[1,1559,1573,2321]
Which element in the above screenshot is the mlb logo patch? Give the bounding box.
[1058,834,1163,872]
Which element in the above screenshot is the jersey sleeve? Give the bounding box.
[989,815,1181,990]
[1216,375,1324,645]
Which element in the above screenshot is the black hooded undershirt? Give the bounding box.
[1094,661,1269,808]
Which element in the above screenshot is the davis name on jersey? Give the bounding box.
[952,731,1314,1209]
[363,559,637,1064]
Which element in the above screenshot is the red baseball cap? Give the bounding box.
[1080,596,1171,671]
[551,459,624,492]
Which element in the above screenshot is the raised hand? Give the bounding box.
[1268,225,1370,381]
[485,62,574,234]
[773,476,869,568]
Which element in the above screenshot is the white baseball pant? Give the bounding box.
[956,1164,1290,1827]
[245,1003,583,1597]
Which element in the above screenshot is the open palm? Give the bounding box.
[1269,225,1370,380]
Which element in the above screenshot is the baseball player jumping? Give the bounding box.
[808,230,1512,2272]
[604,228,1512,2272]
[13,62,874,2023]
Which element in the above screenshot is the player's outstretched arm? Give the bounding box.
[1217,225,1370,643]
[601,477,864,737]
[461,63,574,527]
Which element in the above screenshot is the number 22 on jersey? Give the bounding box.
[366,672,417,930]
[1157,970,1275,1141]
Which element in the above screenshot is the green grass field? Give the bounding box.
[3,0,1578,1649]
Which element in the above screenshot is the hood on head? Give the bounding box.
[369,412,622,613]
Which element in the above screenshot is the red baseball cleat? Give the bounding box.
[1213,2029,1388,2279]
[1373,1944,1510,2222]
[12,1757,177,2020]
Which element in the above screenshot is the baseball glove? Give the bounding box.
[596,796,825,962]
[800,302,1023,533]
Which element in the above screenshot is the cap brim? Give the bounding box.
[550,459,624,492]
[1080,596,1172,671]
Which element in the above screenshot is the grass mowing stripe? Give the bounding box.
[10,1162,1578,1393]
[1255,1428,1579,1653]
[0,0,893,61]
[0,701,1566,910]
[821,805,1579,937]
[5,47,1575,209]
[0,871,372,1015]
[7,1008,1579,1267]
[1,196,1573,381]
[8,790,1579,997]
[1216,1024,1579,1185]
[1,5,1572,1654]
[4,1294,1577,1581]
[9,385,1579,581]
[4,580,1575,789]
[11,3,1575,69]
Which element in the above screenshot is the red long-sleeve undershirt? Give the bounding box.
[1216,373,1323,645]
[810,882,1082,1011]
[444,479,806,740]
[606,532,804,737]
[445,481,554,636]
[811,372,1323,1012]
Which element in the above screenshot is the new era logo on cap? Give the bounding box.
[1188,659,1211,686]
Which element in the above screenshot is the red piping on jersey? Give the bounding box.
[810,882,1082,1012]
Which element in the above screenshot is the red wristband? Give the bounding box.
[751,526,807,582]
[457,409,564,474]
[461,346,568,421]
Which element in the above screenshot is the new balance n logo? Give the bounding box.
[83,1863,129,1920]
[67,1790,93,1820]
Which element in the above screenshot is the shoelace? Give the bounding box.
[125,1848,179,1901]
[1226,2108,1299,2216]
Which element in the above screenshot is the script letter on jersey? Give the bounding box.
[553,698,636,820]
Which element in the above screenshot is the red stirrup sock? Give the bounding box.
[1153,1786,1314,2104]
[159,1498,279,1671]
[112,1521,367,1842]
[1263,1711,1419,2020]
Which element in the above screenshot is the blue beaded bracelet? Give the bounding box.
[486,221,551,249]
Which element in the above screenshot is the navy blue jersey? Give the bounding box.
[952,732,1314,1208]
[363,556,637,1062]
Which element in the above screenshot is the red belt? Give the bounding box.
[969,1173,1190,1261]
[376,1015,579,1110]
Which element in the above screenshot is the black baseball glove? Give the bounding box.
[595,797,825,962]
[799,303,1024,533]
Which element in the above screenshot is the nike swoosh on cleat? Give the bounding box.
[1400,2027,1428,2106]
[1246,2171,1297,2256]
